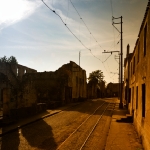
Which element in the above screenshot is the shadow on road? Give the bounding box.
[1,120,57,150]
[57,98,116,117]
[21,119,57,150]
[1,129,20,150]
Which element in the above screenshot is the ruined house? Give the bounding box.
[87,81,105,99]
[0,62,38,119]
[106,82,120,97]
[123,1,150,149]
[22,61,87,108]
[0,60,87,120]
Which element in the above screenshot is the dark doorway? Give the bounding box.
[136,86,138,109]
[65,86,72,103]
[129,88,131,103]
[142,84,146,117]
[125,86,127,101]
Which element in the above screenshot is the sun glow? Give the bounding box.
[0,0,41,27]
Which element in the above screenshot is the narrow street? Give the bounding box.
[1,98,116,150]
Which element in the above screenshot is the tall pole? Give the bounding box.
[119,16,123,108]
[79,51,80,68]
[79,51,81,100]
[114,55,120,99]
[119,54,120,99]
[112,16,123,108]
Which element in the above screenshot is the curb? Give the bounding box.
[0,102,80,137]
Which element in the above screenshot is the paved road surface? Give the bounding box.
[1,98,116,150]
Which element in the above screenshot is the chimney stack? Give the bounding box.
[127,44,130,57]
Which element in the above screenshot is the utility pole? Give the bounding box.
[79,51,81,101]
[103,50,119,97]
[112,16,123,108]
[114,54,120,100]
[102,50,119,54]
[79,51,81,69]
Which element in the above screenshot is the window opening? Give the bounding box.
[142,84,146,117]
[144,24,147,56]
[137,41,140,63]
[136,86,138,109]
[17,68,19,76]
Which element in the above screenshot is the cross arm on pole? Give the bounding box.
[102,50,119,54]
[112,16,121,19]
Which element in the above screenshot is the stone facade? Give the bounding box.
[87,81,105,99]
[123,2,150,149]
[0,61,87,119]
[0,62,37,119]
[22,61,87,108]
[106,82,120,97]
[124,44,133,107]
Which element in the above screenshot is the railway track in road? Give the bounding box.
[57,100,116,150]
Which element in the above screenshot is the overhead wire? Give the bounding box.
[65,0,70,24]
[41,0,113,79]
[103,54,112,63]
[41,0,105,63]
[69,0,113,79]
[69,0,104,50]
[110,0,120,82]
[104,54,111,74]
[110,0,113,16]
[107,33,120,51]
[41,0,91,52]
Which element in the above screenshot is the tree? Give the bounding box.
[88,70,104,84]
[0,56,18,64]
[0,56,7,63]
[7,56,18,64]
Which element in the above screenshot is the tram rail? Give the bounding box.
[57,100,115,150]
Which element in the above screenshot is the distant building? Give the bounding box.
[106,82,120,97]
[123,1,150,149]
[87,81,105,99]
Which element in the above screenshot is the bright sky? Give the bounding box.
[0,0,148,84]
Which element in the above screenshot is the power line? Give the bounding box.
[41,0,91,52]
[69,0,114,79]
[41,0,105,63]
[110,0,114,16]
[41,0,113,80]
[107,37,120,51]
[69,0,104,50]
[104,53,111,74]
[103,54,112,63]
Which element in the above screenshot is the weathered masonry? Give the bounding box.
[106,82,120,98]
[0,62,38,119]
[123,1,150,150]
[22,61,87,108]
[0,61,87,121]
[0,61,87,120]
[87,80,105,99]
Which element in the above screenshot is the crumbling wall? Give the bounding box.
[22,71,67,108]
[0,63,39,120]
[69,61,87,101]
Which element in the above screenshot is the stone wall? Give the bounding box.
[22,61,87,108]
[22,71,65,107]
[0,61,87,120]
[106,83,120,97]
[69,61,87,101]
[124,2,150,149]
[0,63,38,120]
